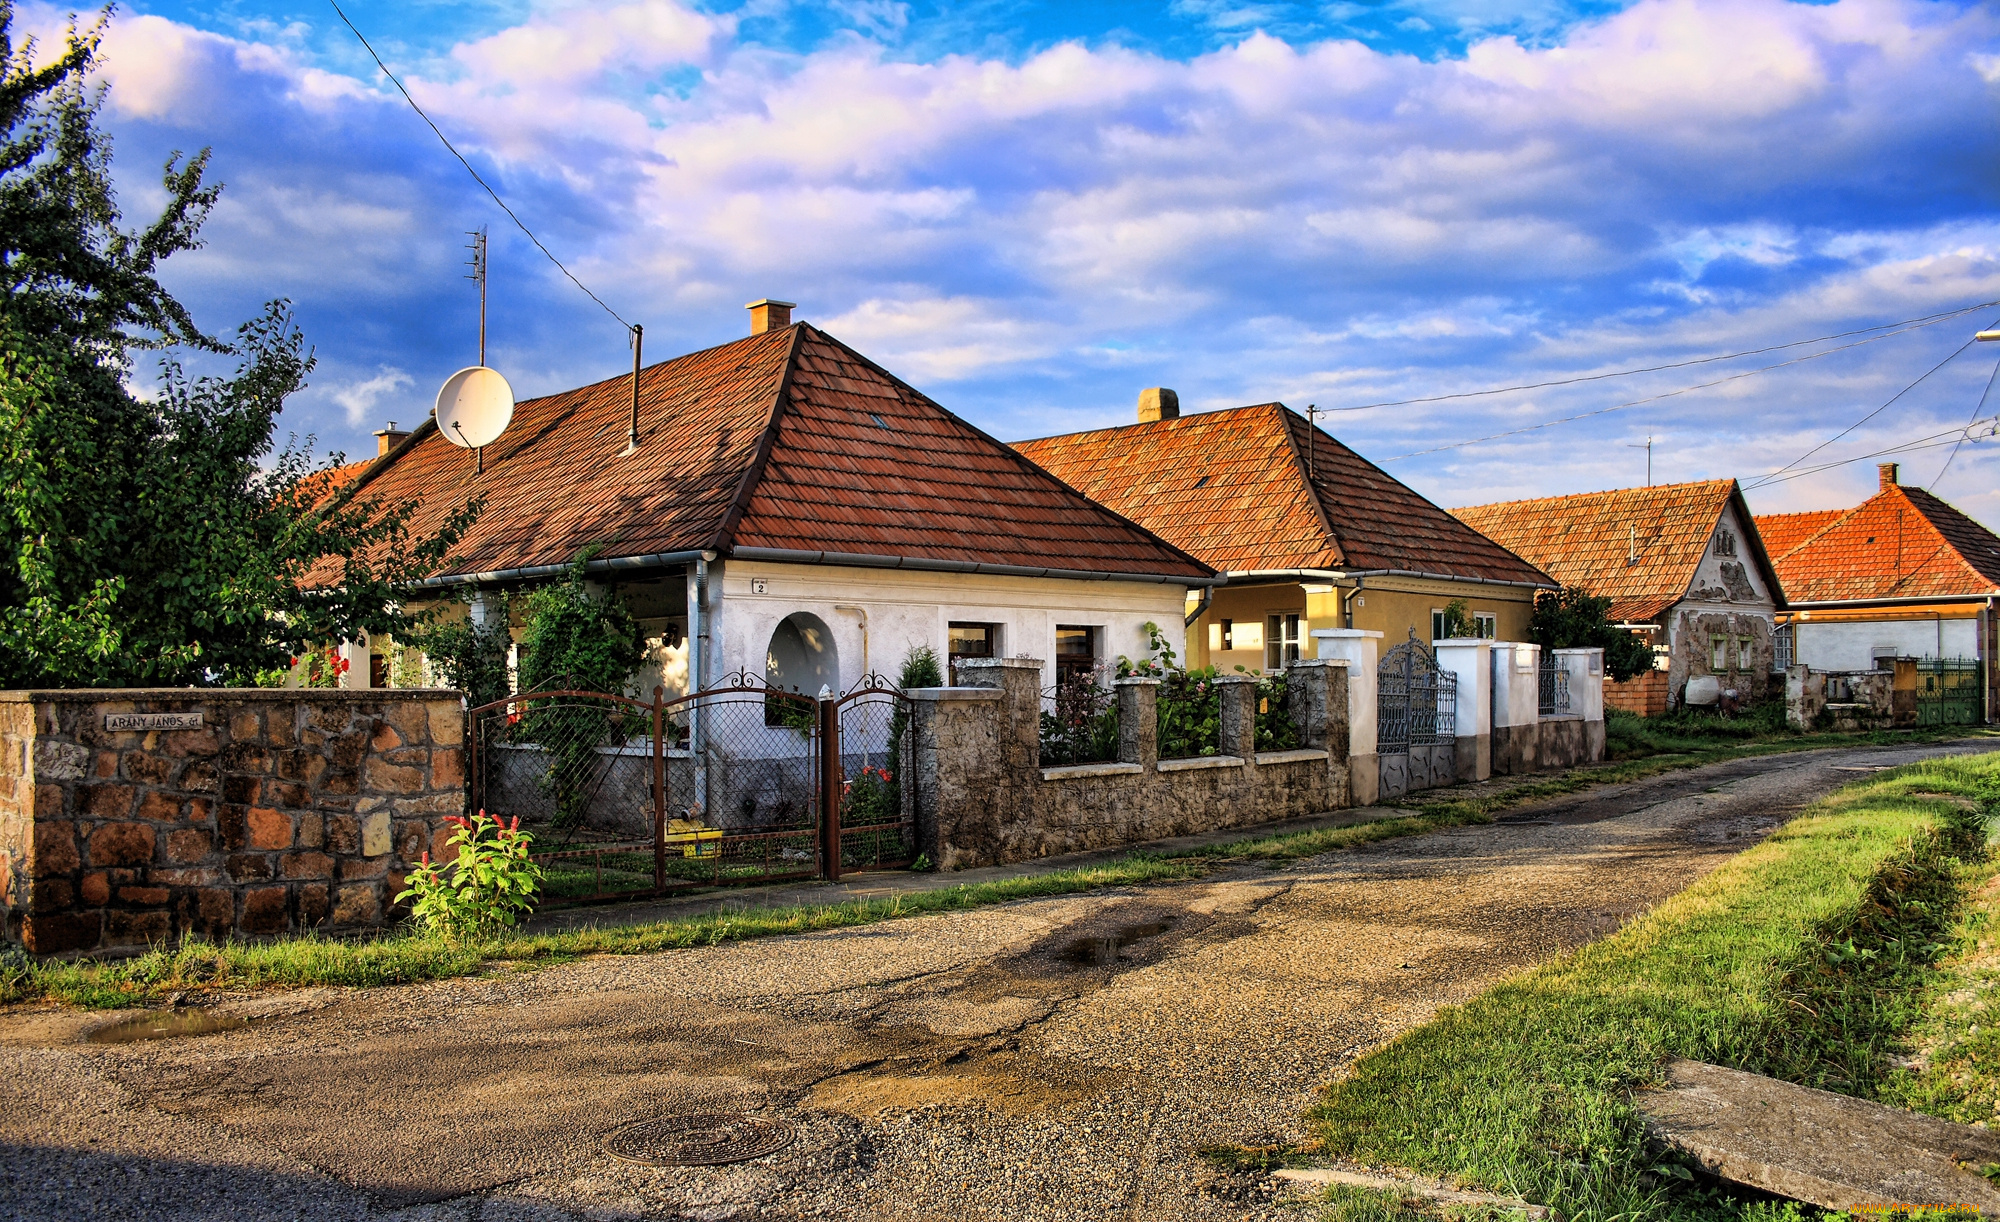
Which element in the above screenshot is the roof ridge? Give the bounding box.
[1452,477,1735,516]
[1275,405,1343,565]
[1013,400,1288,447]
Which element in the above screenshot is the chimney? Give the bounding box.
[746,299,796,335]
[1879,462,1899,490]
[374,421,409,456]
[1138,387,1180,423]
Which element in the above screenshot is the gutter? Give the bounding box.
[728,546,1222,586]
[1781,592,2000,610]
[414,548,713,589]
[1224,567,1551,591]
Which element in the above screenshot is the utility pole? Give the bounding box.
[465,227,488,367]
[1626,434,1654,486]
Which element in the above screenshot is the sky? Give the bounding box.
[23,0,2000,526]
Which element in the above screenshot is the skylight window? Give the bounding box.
[869,413,890,430]
[1194,475,1210,488]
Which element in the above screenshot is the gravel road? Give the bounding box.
[0,739,1989,1222]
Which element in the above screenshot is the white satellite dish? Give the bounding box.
[434,366,515,449]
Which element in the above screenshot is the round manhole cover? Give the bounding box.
[603,1112,797,1167]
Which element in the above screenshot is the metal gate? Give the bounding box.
[467,672,912,905]
[1916,656,1983,726]
[1378,630,1457,798]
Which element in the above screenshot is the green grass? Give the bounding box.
[1307,752,2000,1222]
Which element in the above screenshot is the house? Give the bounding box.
[1012,393,1554,673]
[331,301,1217,702]
[1453,480,1786,714]
[1758,463,1997,722]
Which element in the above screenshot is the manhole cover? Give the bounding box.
[603,1112,796,1167]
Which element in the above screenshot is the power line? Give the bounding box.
[1324,299,2000,414]
[327,1,633,333]
[1742,328,1988,489]
[1932,353,2000,491]
[1750,415,2000,488]
[1378,320,1956,462]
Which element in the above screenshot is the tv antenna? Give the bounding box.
[466,227,488,366]
[1626,434,1654,486]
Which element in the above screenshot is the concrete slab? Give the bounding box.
[1635,1059,2000,1212]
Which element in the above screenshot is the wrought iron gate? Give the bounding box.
[1377,631,1457,798]
[1915,656,1983,726]
[467,673,913,905]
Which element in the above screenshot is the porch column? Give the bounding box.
[1312,629,1381,805]
[1433,640,1492,782]
[1490,642,1541,774]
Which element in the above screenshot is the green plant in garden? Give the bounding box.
[1253,669,1300,751]
[394,811,545,938]
[844,765,897,824]
[887,644,943,766]
[1040,666,1120,765]
[1437,598,1476,640]
[1529,585,1656,682]
[410,592,511,708]
[514,559,646,827]
[1119,621,1221,759]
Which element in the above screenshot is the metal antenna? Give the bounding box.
[1305,404,1319,481]
[1626,434,1653,486]
[465,227,488,367]
[624,324,644,455]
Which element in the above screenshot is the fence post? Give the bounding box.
[652,685,665,893]
[1310,629,1381,805]
[819,697,842,881]
[1114,677,1160,771]
[1216,675,1257,759]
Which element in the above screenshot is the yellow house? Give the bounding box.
[1013,393,1554,671]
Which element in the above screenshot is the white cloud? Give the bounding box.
[332,368,416,428]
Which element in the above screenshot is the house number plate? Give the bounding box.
[104,712,204,731]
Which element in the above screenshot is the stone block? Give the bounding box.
[390,793,462,816]
[225,854,272,882]
[123,753,171,785]
[340,857,388,880]
[363,758,425,795]
[117,885,170,906]
[32,820,78,874]
[432,747,464,790]
[332,883,381,926]
[151,867,220,887]
[82,783,135,819]
[93,751,119,778]
[229,711,262,741]
[296,882,330,927]
[428,701,463,747]
[184,888,235,938]
[240,885,289,934]
[393,821,426,859]
[309,704,348,732]
[361,811,392,857]
[326,815,361,855]
[218,743,271,774]
[221,775,262,805]
[187,797,212,824]
[136,792,182,822]
[429,824,460,864]
[280,851,333,880]
[267,711,298,748]
[31,740,89,781]
[267,781,310,809]
[217,804,248,850]
[320,770,358,796]
[22,911,101,954]
[245,807,292,850]
[105,909,171,944]
[163,729,219,757]
[295,813,324,849]
[370,722,402,752]
[79,872,110,906]
[87,822,155,867]
[34,783,64,818]
[330,731,368,770]
[179,759,218,793]
[31,877,74,911]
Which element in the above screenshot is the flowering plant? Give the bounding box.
[395,810,544,938]
[844,764,898,824]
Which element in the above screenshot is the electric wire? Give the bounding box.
[1324,299,1999,413]
[1749,415,2000,488]
[1930,353,2000,491]
[1742,330,1987,489]
[327,0,633,333]
[1378,318,1962,462]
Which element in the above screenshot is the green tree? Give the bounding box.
[516,564,646,696]
[0,10,478,687]
[410,593,512,710]
[1527,585,1657,682]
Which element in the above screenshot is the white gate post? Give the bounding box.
[1433,639,1493,782]
[1312,629,1382,805]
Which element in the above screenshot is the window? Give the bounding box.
[1737,636,1754,673]
[1220,618,1234,650]
[948,622,996,685]
[1055,625,1097,681]
[1266,614,1302,669]
[1474,612,1497,639]
[1431,608,1449,640]
[1710,635,1728,671]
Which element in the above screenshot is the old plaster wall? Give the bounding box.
[909,658,1352,870]
[0,689,467,955]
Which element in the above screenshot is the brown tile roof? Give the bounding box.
[1452,480,1782,622]
[334,324,1212,584]
[1758,484,2000,603]
[1011,404,1552,586]
[1753,509,1842,561]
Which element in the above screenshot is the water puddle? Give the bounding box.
[1061,921,1170,966]
[87,1009,253,1044]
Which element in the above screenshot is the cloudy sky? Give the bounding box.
[29,0,2000,524]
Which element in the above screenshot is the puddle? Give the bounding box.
[87,1009,253,1044]
[1060,921,1170,966]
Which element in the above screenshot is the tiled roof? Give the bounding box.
[1452,480,1778,622]
[300,458,373,506]
[1758,484,2000,603]
[1753,509,1842,561]
[1010,404,1552,586]
[334,325,1212,584]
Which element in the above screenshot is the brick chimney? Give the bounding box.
[1879,462,1899,489]
[746,299,795,334]
[1138,387,1180,423]
[374,421,409,456]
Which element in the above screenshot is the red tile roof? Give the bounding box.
[1757,484,2000,603]
[1453,480,1782,622]
[1011,404,1552,586]
[1753,509,1842,561]
[334,325,1212,584]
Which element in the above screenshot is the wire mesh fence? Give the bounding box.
[833,675,916,874]
[664,675,821,887]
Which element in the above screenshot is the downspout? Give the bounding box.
[692,553,714,816]
[1183,587,1211,628]
[1343,575,1365,629]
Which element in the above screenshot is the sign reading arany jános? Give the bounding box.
[103,712,205,732]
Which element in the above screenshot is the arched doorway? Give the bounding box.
[766,612,840,697]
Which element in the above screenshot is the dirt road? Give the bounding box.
[1,740,1988,1222]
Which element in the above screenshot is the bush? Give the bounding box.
[410,593,511,708]
[1254,671,1301,751]
[395,811,544,938]
[1118,621,1220,759]
[1041,667,1119,765]
[1529,586,1656,682]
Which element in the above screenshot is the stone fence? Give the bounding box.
[0,689,467,956]
[1785,661,1916,731]
[907,657,1351,870]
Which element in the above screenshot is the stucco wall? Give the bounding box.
[0,689,467,956]
[1793,616,1981,672]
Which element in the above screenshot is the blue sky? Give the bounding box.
[32,0,2000,524]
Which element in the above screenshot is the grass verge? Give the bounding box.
[3,722,1985,1012]
[1306,751,2000,1222]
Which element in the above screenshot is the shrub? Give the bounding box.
[395,811,544,938]
[1529,585,1656,682]
[1254,670,1300,751]
[1040,666,1119,765]
[1118,621,1220,759]
[410,592,511,709]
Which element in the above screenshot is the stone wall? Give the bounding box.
[0,689,467,956]
[908,658,1352,870]
[1784,662,1916,732]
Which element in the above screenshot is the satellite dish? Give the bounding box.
[434,366,514,449]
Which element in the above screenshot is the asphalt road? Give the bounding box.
[0,738,1990,1222]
